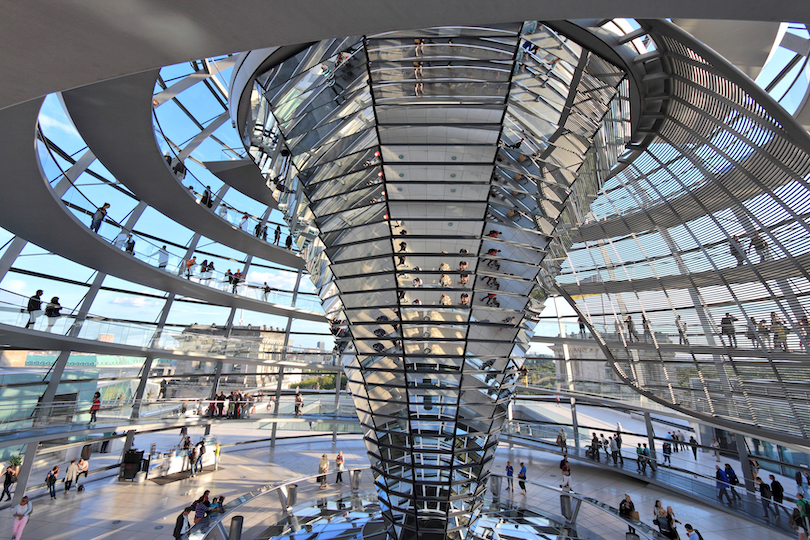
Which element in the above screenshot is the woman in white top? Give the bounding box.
[12,495,31,540]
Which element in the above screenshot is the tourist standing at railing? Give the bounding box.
[730,234,747,267]
[90,203,109,234]
[559,457,571,489]
[124,234,135,255]
[44,297,61,332]
[771,475,790,518]
[318,454,329,489]
[274,225,281,245]
[615,432,624,464]
[720,313,739,348]
[619,494,637,535]
[642,314,652,343]
[556,429,566,452]
[45,466,58,500]
[710,438,720,462]
[186,256,198,280]
[11,495,31,540]
[194,441,205,474]
[797,493,810,535]
[294,391,303,418]
[88,392,101,425]
[624,315,639,342]
[201,186,213,209]
[723,464,741,503]
[156,245,169,270]
[262,282,271,302]
[757,476,775,523]
[518,462,527,495]
[217,393,226,418]
[505,462,514,491]
[662,441,672,466]
[609,436,618,465]
[335,451,344,484]
[676,315,688,345]
[24,290,43,329]
[715,465,732,505]
[749,231,771,263]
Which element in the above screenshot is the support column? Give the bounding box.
[332,372,342,444]
[208,307,239,402]
[149,293,176,349]
[644,412,657,463]
[121,430,136,456]
[0,237,28,282]
[570,398,580,451]
[270,366,285,448]
[67,272,105,337]
[11,442,39,506]
[735,434,756,492]
[130,356,155,419]
[34,350,72,424]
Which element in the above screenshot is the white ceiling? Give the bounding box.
[3,1,809,111]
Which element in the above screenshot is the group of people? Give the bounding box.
[504,461,529,494]
[179,437,222,476]
[208,392,255,419]
[23,289,63,332]
[44,458,90,500]
[729,231,771,266]
[316,451,346,489]
[586,431,624,466]
[173,490,227,539]
[618,309,809,352]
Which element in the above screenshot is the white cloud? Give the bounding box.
[38,113,77,137]
[3,279,28,295]
[110,296,158,308]
[247,270,300,290]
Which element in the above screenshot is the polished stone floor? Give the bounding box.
[0,432,789,540]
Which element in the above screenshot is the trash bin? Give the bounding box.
[560,493,572,520]
[490,475,501,494]
[134,471,147,483]
[287,484,297,508]
[351,470,362,491]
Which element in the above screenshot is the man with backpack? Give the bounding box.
[793,493,809,537]
[724,464,741,503]
[684,524,703,540]
[715,465,732,505]
[757,477,774,522]
[636,443,646,472]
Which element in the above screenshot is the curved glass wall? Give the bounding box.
[547,20,810,444]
